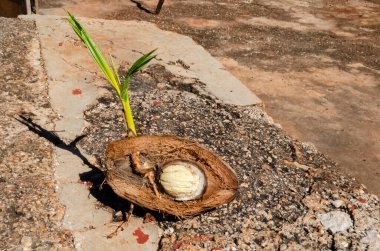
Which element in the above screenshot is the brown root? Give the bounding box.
[106,203,134,239]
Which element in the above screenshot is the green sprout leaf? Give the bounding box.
[66,11,157,136]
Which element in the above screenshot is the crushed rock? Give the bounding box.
[360,229,380,250]
[79,64,380,250]
[320,211,353,233]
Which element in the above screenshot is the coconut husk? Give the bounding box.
[105,135,239,217]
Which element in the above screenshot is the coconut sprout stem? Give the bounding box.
[66,11,156,137]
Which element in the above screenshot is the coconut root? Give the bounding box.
[145,171,161,199]
[106,203,135,239]
[131,152,161,198]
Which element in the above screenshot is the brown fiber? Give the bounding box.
[105,135,239,217]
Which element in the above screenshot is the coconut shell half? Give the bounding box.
[105,135,239,217]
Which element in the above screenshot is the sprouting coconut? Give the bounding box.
[67,12,238,219]
[105,136,238,217]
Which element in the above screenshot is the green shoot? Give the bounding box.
[66,11,157,136]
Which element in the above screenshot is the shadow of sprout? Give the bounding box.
[16,115,95,166]
[15,114,177,222]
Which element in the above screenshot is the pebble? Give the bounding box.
[112,211,123,222]
[164,227,174,235]
[360,229,380,249]
[340,241,349,248]
[21,236,33,250]
[157,82,167,89]
[320,211,353,233]
[332,200,345,208]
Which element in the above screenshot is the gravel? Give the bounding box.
[79,64,380,250]
[320,211,353,233]
[0,17,74,250]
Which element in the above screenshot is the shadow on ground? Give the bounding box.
[16,114,178,222]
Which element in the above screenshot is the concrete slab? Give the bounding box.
[53,147,111,230]
[23,14,169,250]
[27,14,261,106]
[74,219,162,251]
[49,80,98,139]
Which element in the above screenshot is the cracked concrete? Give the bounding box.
[28,15,169,250]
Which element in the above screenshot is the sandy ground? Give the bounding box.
[38,0,380,197]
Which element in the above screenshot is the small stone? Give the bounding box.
[164,227,174,235]
[360,229,380,250]
[320,211,353,233]
[280,244,288,250]
[112,211,123,222]
[303,193,327,211]
[157,82,166,89]
[21,236,33,250]
[332,200,345,208]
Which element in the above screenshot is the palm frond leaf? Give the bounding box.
[126,49,158,78]
[66,11,121,96]
[66,11,157,136]
[122,49,157,101]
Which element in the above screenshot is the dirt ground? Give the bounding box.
[1,4,379,249]
[0,17,74,250]
[39,0,380,196]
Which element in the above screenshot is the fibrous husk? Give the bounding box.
[105,135,239,217]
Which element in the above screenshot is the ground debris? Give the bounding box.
[0,17,74,250]
[80,65,380,250]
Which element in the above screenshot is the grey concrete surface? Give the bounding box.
[53,148,111,230]
[74,219,162,251]
[29,14,261,106]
